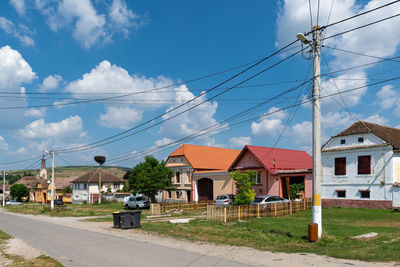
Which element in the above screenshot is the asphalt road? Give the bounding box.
[0,212,248,267]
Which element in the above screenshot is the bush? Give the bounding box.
[289,183,304,200]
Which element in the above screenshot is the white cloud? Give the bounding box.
[159,84,226,143]
[0,136,9,151]
[99,106,142,129]
[154,137,174,147]
[0,17,34,46]
[10,0,26,16]
[0,45,36,89]
[322,111,352,129]
[35,0,145,48]
[291,121,312,145]
[18,115,86,140]
[229,136,251,149]
[39,74,63,92]
[251,107,287,137]
[376,85,400,117]
[0,46,35,128]
[362,114,388,125]
[7,147,27,155]
[109,0,145,36]
[24,107,46,118]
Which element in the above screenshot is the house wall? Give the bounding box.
[193,172,234,200]
[322,133,397,208]
[72,182,123,204]
[164,156,194,202]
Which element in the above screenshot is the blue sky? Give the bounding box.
[0,0,399,170]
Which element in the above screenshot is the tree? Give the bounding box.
[231,170,257,205]
[10,184,29,201]
[128,156,174,202]
[61,186,72,194]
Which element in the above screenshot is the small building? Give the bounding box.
[164,144,241,202]
[229,145,312,199]
[71,168,125,204]
[16,176,41,201]
[0,184,10,201]
[322,121,400,209]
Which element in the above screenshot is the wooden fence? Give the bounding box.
[150,200,214,215]
[207,198,312,222]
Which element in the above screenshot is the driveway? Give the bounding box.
[0,211,246,267]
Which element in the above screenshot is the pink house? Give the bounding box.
[229,145,313,199]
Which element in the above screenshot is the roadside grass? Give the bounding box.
[0,230,64,266]
[140,207,400,262]
[4,202,150,217]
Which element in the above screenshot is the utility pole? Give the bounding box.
[98,164,102,204]
[51,147,55,210]
[2,171,5,207]
[312,26,322,238]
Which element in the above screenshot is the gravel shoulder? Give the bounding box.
[0,209,397,267]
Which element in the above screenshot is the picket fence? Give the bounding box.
[207,198,312,222]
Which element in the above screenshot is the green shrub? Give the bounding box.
[289,183,304,200]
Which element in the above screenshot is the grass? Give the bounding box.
[140,207,400,262]
[0,229,64,266]
[4,201,150,217]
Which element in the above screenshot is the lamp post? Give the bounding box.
[2,171,6,207]
[297,27,322,239]
[94,156,106,204]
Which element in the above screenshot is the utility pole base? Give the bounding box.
[308,223,318,242]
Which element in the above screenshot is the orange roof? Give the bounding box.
[168,144,240,170]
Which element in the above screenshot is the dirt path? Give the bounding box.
[0,209,397,267]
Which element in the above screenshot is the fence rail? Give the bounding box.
[150,200,214,215]
[207,198,312,222]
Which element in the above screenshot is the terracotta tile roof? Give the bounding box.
[230,145,312,175]
[333,121,400,150]
[0,184,10,191]
[55,177,76,189]
[16,176,40,189]
[71,169,124,184]
[168,144,241,171]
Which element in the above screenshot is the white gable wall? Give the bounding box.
[322,133,395,203]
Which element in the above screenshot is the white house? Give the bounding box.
[71,168,125,204]
[321,121,400,209]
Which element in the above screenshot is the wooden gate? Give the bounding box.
[198,178,213,201]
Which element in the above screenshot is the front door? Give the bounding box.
[197,178,213,201]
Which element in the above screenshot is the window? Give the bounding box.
[175,172,180,184]
[360,190,370,198]
[113,184,119,189]
[186,172,191,183]
[83,184,87,190]
[336,190,346,198]
[340,139,346,144]
[358,155,371,174]
[334,157,346,175]
[256,172,261,184]
[168,191,172,198]
[176,191,180,199]
[358,137,364,143]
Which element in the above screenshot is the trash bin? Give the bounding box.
[132,210,142,228]
[112,212,121,228]
[120,211,134,229]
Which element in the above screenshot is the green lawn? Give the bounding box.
[140,207,400,262]
[4,202,149,217]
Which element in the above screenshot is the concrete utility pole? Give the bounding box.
[51,147,55,210]
[312,26,322,238]
[98,165,102,204]
[3,171,5,207]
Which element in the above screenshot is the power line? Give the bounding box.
[323,46,400,63]
[322,13,400,41]
[57,43,302,153]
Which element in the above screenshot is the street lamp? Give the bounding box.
[94,156,106,204]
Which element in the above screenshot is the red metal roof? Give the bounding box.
[231,145,312,174]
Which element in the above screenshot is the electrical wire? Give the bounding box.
[322,13,400,41]
[56,44,302,153]
[323,46,400,63]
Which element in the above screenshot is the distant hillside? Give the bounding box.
[9,166,130,180]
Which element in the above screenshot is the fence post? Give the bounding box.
[223,207,227,223]
[290,201,292,215]
[274,203,277,217]
[238,206,241,221]
[257,204,260,218]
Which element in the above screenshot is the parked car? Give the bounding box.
[124,196,150,209]
[6,199,23,205]
[250,195,290,206]
[54,199,64,205]
[215,194,235,206]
